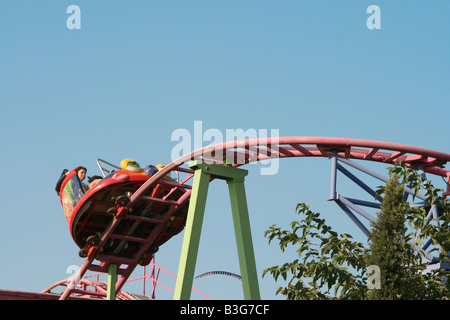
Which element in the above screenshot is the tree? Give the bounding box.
[378,164,450,299]
[263,164,450,300]
[365,174,414,299]
[263,203,368,299]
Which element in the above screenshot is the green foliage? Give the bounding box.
[378,163,450,266]
[264,163,450,300]
[371,163,450,299]
[263,203,368,300]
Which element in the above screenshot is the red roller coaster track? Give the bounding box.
[132,136,450,204]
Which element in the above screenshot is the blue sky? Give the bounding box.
[0,1,449,300]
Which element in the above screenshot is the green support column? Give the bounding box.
[174,161,260,300]
[107,264,117,300]
[228,178,261,300]
[174,161,211,300]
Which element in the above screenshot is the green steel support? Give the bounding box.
[173,161,211,300]
[174,161,260,300]
[107,264,117,300]
[227,177,261,300]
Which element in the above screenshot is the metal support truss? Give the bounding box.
[328,153,445,265]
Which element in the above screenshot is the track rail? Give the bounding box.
[130,136,450,207]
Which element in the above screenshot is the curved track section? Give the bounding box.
[42,278,139,300]
[130,136,450,208]
[195,271,242,280]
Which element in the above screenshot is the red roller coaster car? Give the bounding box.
[59,159,188,264]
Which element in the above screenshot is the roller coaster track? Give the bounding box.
[58,137,450,300]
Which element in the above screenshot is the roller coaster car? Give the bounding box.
[59,161,188,264]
